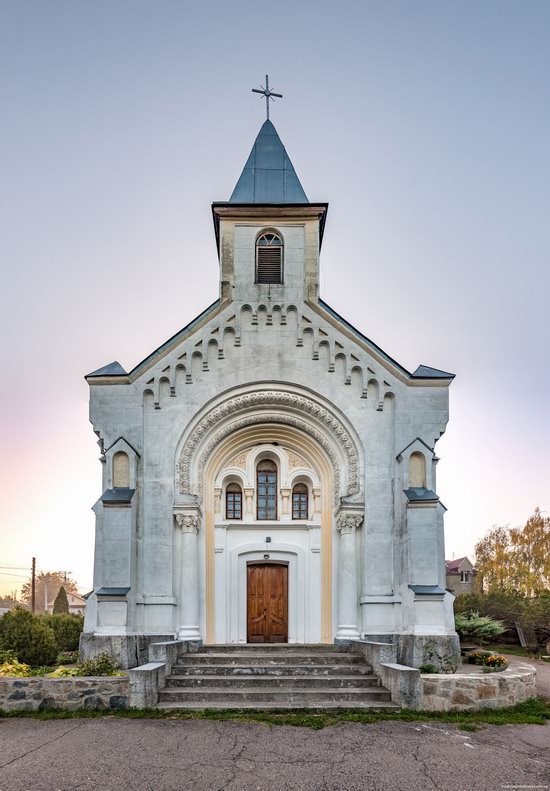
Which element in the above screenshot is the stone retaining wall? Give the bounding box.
[421,663,537,711]
[0,676,129,712]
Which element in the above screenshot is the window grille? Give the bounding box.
[256,232,283,284]
[226,483,242,520]
[257,460,277,519]
[292,483,308,520]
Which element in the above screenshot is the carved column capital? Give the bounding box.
[175,511,200,534]
[336,513,363,535]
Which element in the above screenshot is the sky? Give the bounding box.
[0,0,549,598]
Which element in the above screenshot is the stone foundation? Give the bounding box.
[360,634,461,672]
[0,676,129,712]
[421,664,537,711]
[79,633,177,669]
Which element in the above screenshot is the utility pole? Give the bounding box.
[31,557,36,614]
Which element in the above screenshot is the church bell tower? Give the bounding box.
[212,118,328,305]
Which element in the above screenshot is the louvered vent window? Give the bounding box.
[256,232,283,284]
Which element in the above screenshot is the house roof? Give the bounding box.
[445,556,475,572]
[229,120,308,204]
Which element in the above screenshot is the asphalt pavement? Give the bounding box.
[0,717,548,791]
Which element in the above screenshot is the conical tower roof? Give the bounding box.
[229,120,308,204]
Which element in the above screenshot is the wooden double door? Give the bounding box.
[247,563,288,643]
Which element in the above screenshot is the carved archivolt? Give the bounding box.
[177,391,360,498]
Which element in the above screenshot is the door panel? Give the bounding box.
[247,564,288,643]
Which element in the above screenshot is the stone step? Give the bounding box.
[171,663,372,677]
[158,687,392,704]
[157,700,399,710]
[165,674,381,689]
[176,653,363,666]
[197,643,352,653]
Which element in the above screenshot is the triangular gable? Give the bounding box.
[396,437,435,460]
[104,436,141,458]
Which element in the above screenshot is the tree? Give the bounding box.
[20,572,78,613]
[475,526,512,592]
[509,509,550,596]
[0,608,58,667]
[53,586,69,614]
[0,594,20,609]
[474,510,550,595]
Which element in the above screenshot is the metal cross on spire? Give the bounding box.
[252,75,283,121]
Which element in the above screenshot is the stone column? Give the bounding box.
[175,510,201,640]
[244,488,254,521]
[336,513,362,640]
[281,487,291,518]
[313,487,321,516]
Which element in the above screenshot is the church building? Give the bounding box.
[82,111,458,669]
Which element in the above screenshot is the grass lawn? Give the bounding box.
[1,698,549,731]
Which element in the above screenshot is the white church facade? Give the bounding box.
[81,118,459,668]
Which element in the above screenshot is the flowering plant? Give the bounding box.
[467,650,508,671]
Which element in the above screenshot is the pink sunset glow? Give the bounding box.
[1,2,549,597]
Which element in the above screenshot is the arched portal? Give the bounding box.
[174,385,363,645]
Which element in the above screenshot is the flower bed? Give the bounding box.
[466,651,509,671]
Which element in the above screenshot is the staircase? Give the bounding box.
[157,644,396,710]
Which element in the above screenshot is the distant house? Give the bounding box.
[46,591,87,615]
[445,557,477,594]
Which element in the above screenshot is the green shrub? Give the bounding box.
[78,652,121,676]
[26,666,55,676]
[56,650,78,665]
[418,663,438,674]
[48,666,80,677]
[0,649,17,663]
[40,614,83,652]
[454,591,550,644]
[455,611,505,644]
[0,608,58,667]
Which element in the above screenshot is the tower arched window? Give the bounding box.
[292,483,308,520]
[225,483,242,520]
[256,232,283,284]
[257,460,277,520]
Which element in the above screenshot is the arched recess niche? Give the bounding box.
[202,422,334,643]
